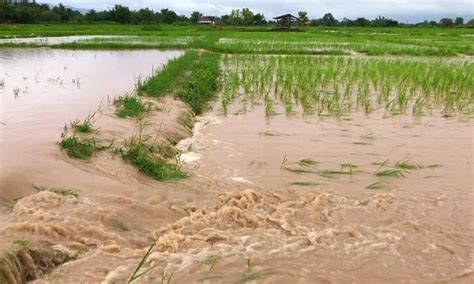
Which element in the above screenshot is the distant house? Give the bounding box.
[273,14,300,29]
[198,16,220,25]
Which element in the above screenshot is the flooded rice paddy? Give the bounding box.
[0,45,473,283]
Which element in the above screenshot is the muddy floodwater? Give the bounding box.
[0,48,473,283]
[0,48,182,198]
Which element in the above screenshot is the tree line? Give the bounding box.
[0,1,472,28]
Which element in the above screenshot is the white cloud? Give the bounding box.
[41,0,474,22]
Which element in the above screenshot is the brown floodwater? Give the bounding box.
[0,47,472,283]
[0,48,182,197]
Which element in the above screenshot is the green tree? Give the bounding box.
[190,11,202,23]
[321,13,338,26]
[466,18,474,28]
[455,17,464,26]
[298,11,309,25]
[39,10,60,22]
[355,17,370,27]
[229,9,242,25]
[253,13,266,25]
[110,4,131,24]
[439,18,454,27]
[137,8,155,24]
[241,8,254,25]
[84,9,96,23]
[159,8,178,24]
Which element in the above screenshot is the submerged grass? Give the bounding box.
[366,181,389,190]
[395,160,423,170]
[375,169,407,177]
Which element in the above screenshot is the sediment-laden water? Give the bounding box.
[0,47,472,283]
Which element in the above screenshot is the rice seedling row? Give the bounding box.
[221,54,473,117]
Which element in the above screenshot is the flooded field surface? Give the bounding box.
[0,35,128,45]
[0,48,181,189]
[0,47,472,283]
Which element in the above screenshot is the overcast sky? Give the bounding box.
[41,0,474,23]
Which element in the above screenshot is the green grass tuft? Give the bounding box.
[11,239,31,250]
[122,143,186,181]
[395,160,422,170]
[114,96,150,118]
[290,181,320,186]
[53,188,79,198]
[60,137,95,160]
[298,159,319,166]
[366,181,389,190]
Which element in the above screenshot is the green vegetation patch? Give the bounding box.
[53,188,79,198]
[175,52,220,114]
[60,136,95,160]
[140,50,220,114]
[122,143,186,181]
[139,50,200,97]
[114,96,150,118]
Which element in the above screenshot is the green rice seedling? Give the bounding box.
[298,159,319,167]
[114,96,150,118]
[60,137,95,160]
[285,167,316,174]
[53,188,79,198]
[239,269,277,283]
[160,271,174,284]
[128,241,161,283]
[426,164,442,168]
[122,142,187,181]
[11,239,31,250]
[290,181,320,186]
[353,141,371,145]
[375,169,406,178]
[360,133,376,140]
[280,154,288,169]
[199,255,220,281]
[366,181,389,190]
[395,160,423,170]
[372,159,390,170]
[340,163,359,178]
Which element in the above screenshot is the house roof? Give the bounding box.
[198,17,214,22]
[273,14,299,20]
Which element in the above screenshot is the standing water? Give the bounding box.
[0,48,182,199]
